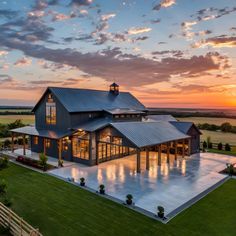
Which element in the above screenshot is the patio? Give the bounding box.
[49,152,236,216]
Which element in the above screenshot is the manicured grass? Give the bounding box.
[1,163,236,236]
[0,115,34,124]
[207,148,236,157]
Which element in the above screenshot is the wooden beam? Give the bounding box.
[137,149,141,173]
[146,149,149,170]
[43,138,46,155]
[11,133,14,153]
[158,145,161,166]
[188,138,191,156]
[174,140,178,161]
[167,142,170,164]
[182,139,185,158]
[23,135,26,155]
[58,139,62,162]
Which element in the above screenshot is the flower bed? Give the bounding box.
[16,156,56,171]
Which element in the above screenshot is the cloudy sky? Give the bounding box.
[0,0,236,108]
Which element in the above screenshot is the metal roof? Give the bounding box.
[32,87,146,113]
[110,121,190,148]
[170,121,202,134]
[147,115,177,122]
[11,126,73,139]
[105,108,145,115]
[72,117,112,132]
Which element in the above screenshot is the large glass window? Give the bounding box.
[33,136,38,145]
[46,94,56,125]
[72,137,89,160]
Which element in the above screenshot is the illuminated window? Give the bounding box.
[72,137,89,160]
[33,136,38,145]
[46,94,56,125]
[62,137,69,151]
[45,139,51,148]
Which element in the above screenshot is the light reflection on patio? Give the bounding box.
[50,152,236,215]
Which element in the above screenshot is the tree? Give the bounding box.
[218,143,223,150]
[225,143,231,151]
[221,122,232,132]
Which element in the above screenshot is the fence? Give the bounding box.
[0,202,42,236]
[200,142,236,151]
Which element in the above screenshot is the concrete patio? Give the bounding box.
[49,152,236,216]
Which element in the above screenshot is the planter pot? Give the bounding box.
[126,199,132,205]
[100,189,105,194]
[158,212,164,218]
[80,182,85,186]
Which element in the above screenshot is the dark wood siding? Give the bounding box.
[187,126,201,154]
[35,91,71,131]
[70,112,102,127]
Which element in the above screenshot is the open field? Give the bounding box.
[0,163,236,236]
[0,115,34,124]
[177,116,236,126]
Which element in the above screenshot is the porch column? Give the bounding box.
[167,142,170,164]
[43,138,46,155]
[11,132,14,153]
[174,140,178,161]
[137,149,141,173]
[23,134,26,155]
[58,139,62,162]
[146,148,149,171]
[158,144,161,166]
[182,139,185,158]
[188,138,191,156]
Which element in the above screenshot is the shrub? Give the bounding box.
[218,142,223,150]
[0,155,9,170]
[0,179,7,196]
[157,206,165,218]
[203,141,207,149]
[225,143,231,151]
[39,153,48,171]
[207,136,211,148]
[226,163,234,176]
[3,139,11,148]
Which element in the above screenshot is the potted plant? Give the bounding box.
[80,177,85,186]
[157,206,165,218]
[126,194,133,205]
[99,184,105,194]
[58,159,64,167]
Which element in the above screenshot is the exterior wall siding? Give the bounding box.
[187,126,201,154]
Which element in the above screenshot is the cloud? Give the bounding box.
[0,74,14,84]
[127,27,152,35]
[152,50,184,57]
[14,57,32,67]
[100,13,116,21]
[0,9,18,19]
[192,36,236,48]
[0,32,230,87]
[153,0,176,11]
[0,50,8,56]
[70,0,93,6]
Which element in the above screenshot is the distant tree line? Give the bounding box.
[197,122,236,134]
[0,111,32,115]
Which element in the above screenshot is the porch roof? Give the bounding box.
[11,126,72,139]
[110,121,190,148]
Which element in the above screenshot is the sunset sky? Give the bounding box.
[0,0,236,108]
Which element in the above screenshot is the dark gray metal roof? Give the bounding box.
[73,117,112,132]
[32,87,146,113]
[111,121,190,148]
[147,115,177,122]
[105,108,145,115]
[170,121,202,134]
[11,126,73,139]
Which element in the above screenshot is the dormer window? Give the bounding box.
[109,82,119,95]
[46,93,56,125]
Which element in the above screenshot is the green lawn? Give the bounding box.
[207,148,236,157]
[1,163,236,236]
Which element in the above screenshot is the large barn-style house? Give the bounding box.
[11,83,201,172]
